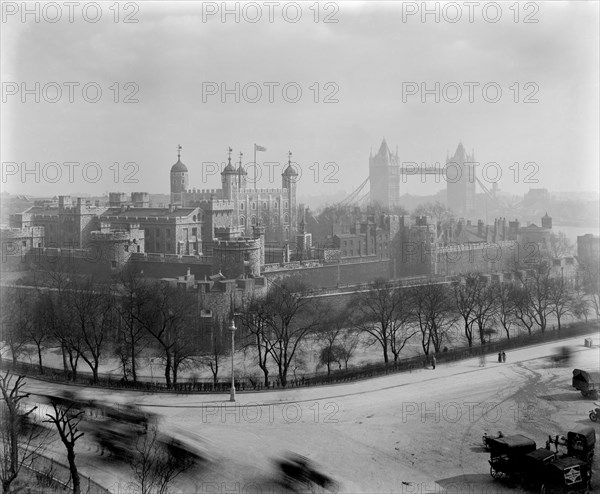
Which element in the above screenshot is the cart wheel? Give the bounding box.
[590,412,598,422]
[490,466,502,479]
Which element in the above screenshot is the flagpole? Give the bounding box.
[254,143,257,190]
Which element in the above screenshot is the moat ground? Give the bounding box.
[24,332,600,493]
[22,312,582,385]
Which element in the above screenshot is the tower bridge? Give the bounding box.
[339,139,478,215]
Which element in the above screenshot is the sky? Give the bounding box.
[1,0,599,202]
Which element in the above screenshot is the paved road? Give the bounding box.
[23,332,600,493]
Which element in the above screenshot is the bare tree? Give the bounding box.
[546,231,574,258]
[493,282,517,339]
[69,278,115,383]
[0,373,46,493]
[316,303,350,374]
[351,280,405,363]
[43,403,84,494]
[0,289,31,366]
[409,282,455,355]
[134,282,197,389]
[131,425,193,494]
[262,279,322,387]
[27,291,53,373]
[114,267,152,382]
[40,286,80,379]
[412,201,453,223]
[517,265,551,332]
[547,277,573,330]
[452,274,480,347]
[241,297,275,387]
[579,266,600,320]
[510,283,537,335]
[196,316,230,388]
[472,282,498,345]
[337,329,360,370]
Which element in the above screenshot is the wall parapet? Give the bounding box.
[129,252,212,264]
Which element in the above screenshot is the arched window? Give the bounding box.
[263,202,268,209]
[283,214,289,224]
[251,216,257,226]
[284,201,289,209]
[274,216,279,225]
[251,202,256,210]
[240,203,245,210]
[240,216,246,227]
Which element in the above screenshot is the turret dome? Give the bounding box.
[171,159,188,173]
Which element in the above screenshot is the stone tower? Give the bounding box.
[170,145,189,206]
[282,151,298,242]
[541,212,552,230]
[221,147,238,200]
[236,152,247,189]
[446,142,476,216]
[369,138,400,209]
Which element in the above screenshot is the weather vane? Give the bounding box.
[177,144,182,159]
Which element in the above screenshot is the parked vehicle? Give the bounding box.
[482,430,504,450]
[567,425,596,466]
[538,456,591,494]
[522,448,557,490]
[488,426,595,494]
[487,434,537,480]
[572,369,600,398]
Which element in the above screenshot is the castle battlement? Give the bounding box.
[213,237,261,249]
[199,199,233,210]
[241,187,288,194]
[0,226,45,238]
[101,214,194,223]
[129,252,212,264]
[185,188,220,195]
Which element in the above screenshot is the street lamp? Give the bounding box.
[229,319,237,402]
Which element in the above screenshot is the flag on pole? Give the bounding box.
[254,144,267,152]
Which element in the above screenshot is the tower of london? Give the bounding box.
[170,147,298,245]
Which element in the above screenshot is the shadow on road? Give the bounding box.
[436,473,526,493]
[538,392,582,402]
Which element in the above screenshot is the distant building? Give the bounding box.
[10,194,201,256]
[368,139,476,215]
[171,148,298,244]
[369,138,401,209]
[577,233,600,269]
[446,142,476,216]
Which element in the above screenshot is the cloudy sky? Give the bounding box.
[1,1,598,201]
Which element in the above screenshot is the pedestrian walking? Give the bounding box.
[498,352,502,363]
[432,356,436,370]
[501,351,506,363]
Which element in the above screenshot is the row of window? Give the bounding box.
[240,200,288,211]
[144,227,198,237]
[239,214,289,227]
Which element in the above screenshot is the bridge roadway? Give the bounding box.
[23,332,600,493]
